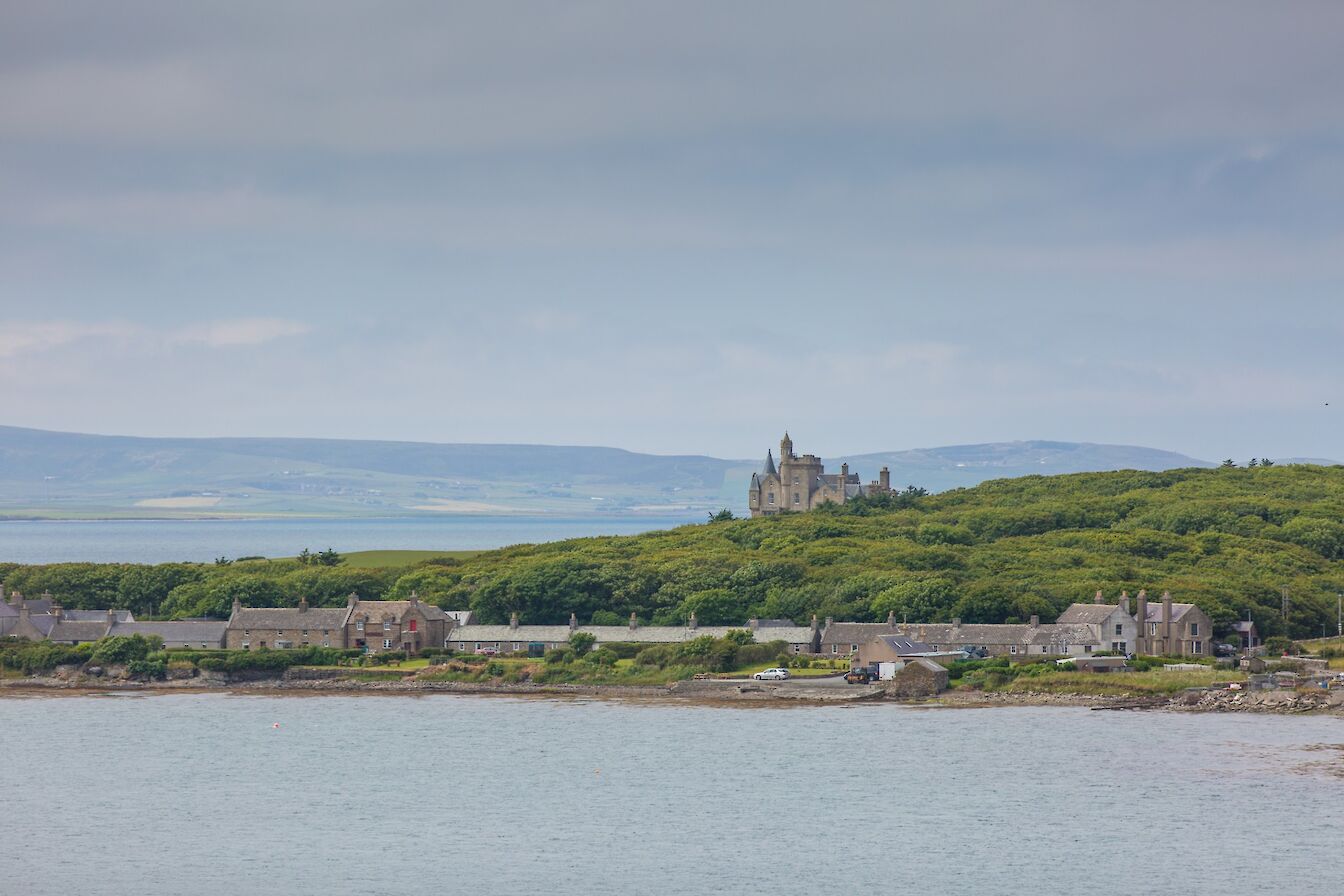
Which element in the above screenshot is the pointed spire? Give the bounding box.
[763,449,776,476]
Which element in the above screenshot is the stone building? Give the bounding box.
[224,597,349,651]
[1133,590,1215,657]
[1056,591,1139,654]
[344,596,450,654]
[884,658,949,698]
[748,433,893,517]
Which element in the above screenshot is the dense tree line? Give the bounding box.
[4,465,1344,639]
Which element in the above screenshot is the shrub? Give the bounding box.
[484,661,505,677]
[568,632,597,656]
[586,648,618,667]
[544,648,575,665]
[91,634,162,666]
[127,658,166,680]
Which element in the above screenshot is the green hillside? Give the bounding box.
[3,465,1342,640]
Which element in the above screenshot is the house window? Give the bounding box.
[459,642,466,650]
[831,645,838,654]
[383,621,391,632]
[512,643,520,651]
[383,639,392,649]
[1193,640,1203,655]
[302,630,308,636]
[1114,624,1123,636]
[1085,645,1093,653]
[1010,645,1017,654]
[322,638,329,647]
[357,620,365,631]
[1190,622,1199,636]
[302,640,309,647]
[243,629,249,637]
[1150,622,1158,635]
[242,641,250,650]
[276,630,283,637]
[409,619,417,633]
[1042,646,1048,653]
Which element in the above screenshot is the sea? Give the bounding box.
[1,694,1340,895]
[0,514,708,564]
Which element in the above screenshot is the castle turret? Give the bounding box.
[879,467,890,491]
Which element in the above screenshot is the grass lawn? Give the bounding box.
[337,549,483,568]
[991,668,1246,697]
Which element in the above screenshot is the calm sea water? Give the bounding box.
[1,695,1340,895]
[0,514,706,564]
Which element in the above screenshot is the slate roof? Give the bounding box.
[443,610,474,627]
[1231,620,1257,634]
[1056,603,1123,625]
[0,601,15,618]
[876,636,935,654]
[898,657,948,675]
[763,450,776,476]
[47,620,110,642]
[109,621,228,645]
[228,607,350,630]
[62,609,135,623]
[833,621,1101,650]
[349,599,448,622]
[821,622,898,646]
[1141,603,1197,623]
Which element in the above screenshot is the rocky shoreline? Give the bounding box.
[3,671,1342,713]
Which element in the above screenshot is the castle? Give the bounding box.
[748,433,892,517]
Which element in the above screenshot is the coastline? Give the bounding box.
[4,674,1341,713]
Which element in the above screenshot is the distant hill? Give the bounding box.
[0,424,1308,519]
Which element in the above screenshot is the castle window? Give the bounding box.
[767,492,775,504]
[792,475,799,485]
[793,492,800,505]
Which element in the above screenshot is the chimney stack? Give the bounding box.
[509,612,519,630]
[841,462,849,480]
[629,612,638,631]
[688,612,698,631]
[879,467,891,491]
[346,593,358,609]
[52,605,64,622]
[107,608,116,629]
[299,596,309,613]
[568,612,578,632]
[1162,591,1174,653]
[1094,590,1104,604]
[10,590,23,611]
[952,617,961,629]
[887,610,896,628]
[231,597,242,619]
[824,616,834,630]
[1030,615,1040,628]
[1119,591,1131,615]
[748,618,759,630]
[1136,590,1148,653]
[810,614,819,632]
[409,590,419,606]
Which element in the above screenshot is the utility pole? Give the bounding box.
[1337,592,1341,638]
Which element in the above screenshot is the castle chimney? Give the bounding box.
[1094,590,1104,604]
[299,596,309,613]
[509,612,519,630]
[887,610,896,628]
[879,467,891,491]
[569,612,578,632]
[689,612,698,631]
[629,612,638,631]
[1029,615,1040,628]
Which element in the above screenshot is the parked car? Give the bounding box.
[752,667,791,681]
[1214,643,1239,657]
[474,647,498,656]
[844,669,875,684]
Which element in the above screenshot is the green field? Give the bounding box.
[338,549,483,568]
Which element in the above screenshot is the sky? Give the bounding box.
[2,1,1343,461]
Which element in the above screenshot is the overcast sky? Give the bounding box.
[2,2,1343,460]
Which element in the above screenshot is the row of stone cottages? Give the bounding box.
[4,585,1221,661]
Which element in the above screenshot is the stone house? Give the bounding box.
[748,432,894,517]
[855,635,937,668]
[1231,620,1260,652]
[825,614,1099,659]
[1056,591,1139,654]
[345,596,449,654]
[1134,590,1214,657]
[0,592,57,641]
[224,597,350,651]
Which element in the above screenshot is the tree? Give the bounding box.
[1260,458,1275,467]
[568,631,596,656]
[1248,458,1259,468]
[708,508,736,522]
[315,548,343,567]
[1221,459,1236,468]
[297,548,313,565]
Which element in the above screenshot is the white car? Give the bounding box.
[752,667,791,681]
